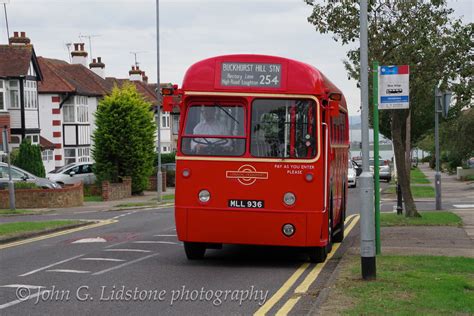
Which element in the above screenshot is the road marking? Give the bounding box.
[80,258,125,262]
[112,211,136,220]
[0,289,49,310]
[92,253,159,275]
[19,254,84,277]
[72,237,107,243]
[275,215,360,315]
[104,248,151,253]
[254,214,358,316]
[0,220,117,250]
[153,234,177,237]
[46,269,90,274]
[453,204,474,209]
[0,284,44,289]
[133,241,178,245]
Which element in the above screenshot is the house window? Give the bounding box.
[24,81,38,109]
[25,135,39,144]
[162,113,170,128]
[172,114,179,135]
[42,150,53,162]
[63,105,75,122]
[64,148,76,165]
[77,147,90,162]
[0,80,5,111]
[64,147,91,164]
[77,105,88,123]
[9,80,19,108]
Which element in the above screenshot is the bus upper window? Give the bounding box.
[251,99,316,159]
[181,104,246,156]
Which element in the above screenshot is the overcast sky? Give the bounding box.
[2,0,472,115]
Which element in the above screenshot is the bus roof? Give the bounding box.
[181,54,347,108]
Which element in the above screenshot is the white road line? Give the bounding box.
[92,253,158,275]
[453,204,474,209]
[153,234,177,237]
[112,211,136,220]
[0,290,49,310]
[19,254,84,277]
[46,269,90,274]
[133,241,178,245]
[72,237,107,244]
[0,284,44,289]
[80,258,125,262]
[104,248,151,253]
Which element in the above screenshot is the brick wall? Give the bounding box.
[102,177,132,201]
[0,182,83,209]
[148,175,167,192]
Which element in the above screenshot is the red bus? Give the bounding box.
[162,55,349,262]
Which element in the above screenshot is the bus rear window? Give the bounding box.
[251,99,316,159]
[181,104,246,156]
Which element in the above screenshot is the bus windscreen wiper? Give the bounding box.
[214,103,239,124]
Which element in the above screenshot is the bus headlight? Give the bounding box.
[198,190,211,203]
[282,223,295,237]
[283,192,296,206]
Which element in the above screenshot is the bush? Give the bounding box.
[14,182,39,190]
[92,84,156,194]
[166,170,175,187]
[12,139,45,178]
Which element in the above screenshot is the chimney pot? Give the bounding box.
[97,57,101,63]
[20,32,26,38]
[14,31,19,37]
[93,58,96,63]
[74,43,79,51]
[132,66,135,70]
[81,43,85,51]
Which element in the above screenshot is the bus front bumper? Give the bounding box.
[175,207,327,247]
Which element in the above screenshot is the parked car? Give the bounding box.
[369,159,392,182]
[47,162,96,186]
[161,163,176,172]
[468,157,474,169]
[0,162,61,189]
[348,160,357,188]
[351,159,363,176]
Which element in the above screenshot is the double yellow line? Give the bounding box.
[0,219,117,250]
[255,214,360,315]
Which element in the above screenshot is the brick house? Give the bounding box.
[0,32,43,155]
[37,43,109,171]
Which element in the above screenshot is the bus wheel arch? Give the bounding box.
[184,242,206,260]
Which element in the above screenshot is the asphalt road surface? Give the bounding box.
[1,181,451,315]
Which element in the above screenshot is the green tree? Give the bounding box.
[441,109,474,171]
[12,139,45,177]
[305,0,472,217]
[92,84,156,194]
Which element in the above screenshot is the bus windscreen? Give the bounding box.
[251,99,316,159]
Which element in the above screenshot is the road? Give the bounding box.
[0,182,462,315]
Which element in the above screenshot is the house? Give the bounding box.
[0,32,43,155]
[37,43,109,171]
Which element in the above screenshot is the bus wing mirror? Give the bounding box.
[328,100,339,118]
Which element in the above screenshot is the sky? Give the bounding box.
[1,0,472,115]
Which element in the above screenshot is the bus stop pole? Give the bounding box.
[155,0,162,202]
[372,61,381,255]
[359,0,376,280]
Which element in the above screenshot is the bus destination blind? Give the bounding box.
[221,62,282,88]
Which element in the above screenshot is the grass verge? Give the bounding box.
[0,209,36,216]
[114,202,157,208]
[381,211,462,227]
[384,185,435,198]
[327,255,474,315]
[0,220,84,239]
[411,167,430,184]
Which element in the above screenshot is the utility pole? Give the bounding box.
[155,0,163,202]
[359,0,376,280]
[2,126,15,210]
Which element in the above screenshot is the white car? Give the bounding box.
[47,163,96,186]
[348,160,357,188]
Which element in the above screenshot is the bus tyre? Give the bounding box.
[184,242,206,260]
[332,213,345,243]
[308,246,327,263]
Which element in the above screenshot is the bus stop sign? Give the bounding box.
[378,65,409,110]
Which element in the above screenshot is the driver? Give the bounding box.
[191,106,232,153]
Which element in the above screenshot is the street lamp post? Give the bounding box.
[155,0,162,202]
[359,0,376,280]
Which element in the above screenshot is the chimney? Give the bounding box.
[129,65,142,81]
[71,42,88,67]
[142,71,148,83]
[9,31,31,46]
[89,56,105,78]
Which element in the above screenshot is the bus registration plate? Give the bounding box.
[228,199,264,209]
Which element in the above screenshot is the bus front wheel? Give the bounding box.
[184,242,206,260]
